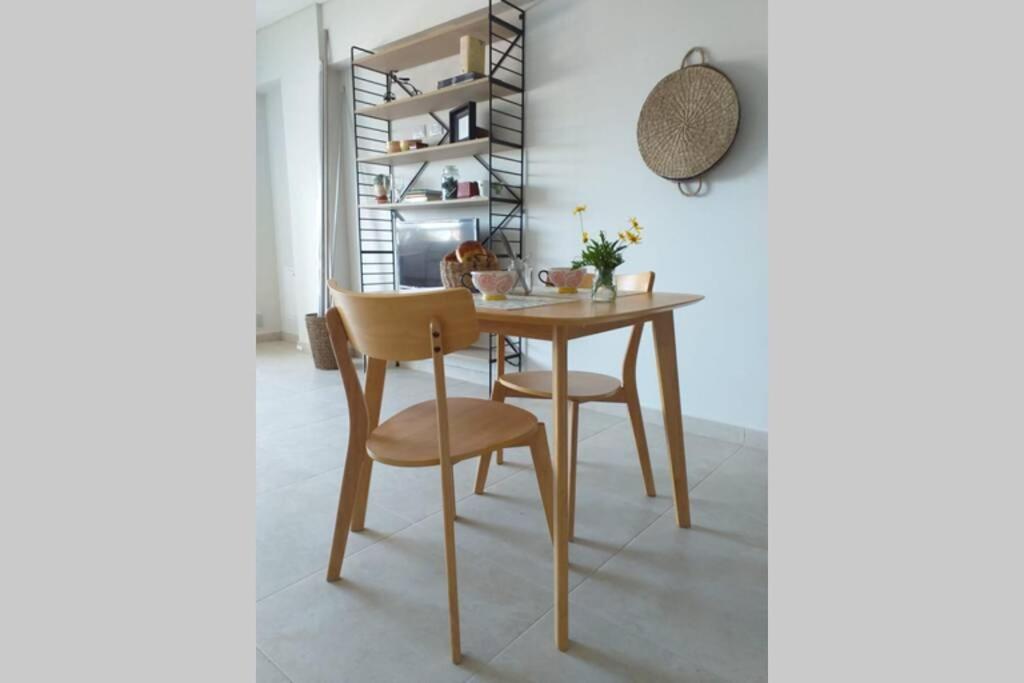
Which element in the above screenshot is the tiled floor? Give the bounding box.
[256,341,766,682]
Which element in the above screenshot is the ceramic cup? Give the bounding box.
[462,270,517,301]
[538,267,585,293]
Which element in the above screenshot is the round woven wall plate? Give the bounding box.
[637,64,740,180]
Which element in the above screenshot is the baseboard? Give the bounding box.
[256,331,300,345]
[581,400,766,449]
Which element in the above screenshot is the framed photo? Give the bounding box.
[448,102,477,143]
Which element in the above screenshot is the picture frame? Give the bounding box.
[448,102,477,143]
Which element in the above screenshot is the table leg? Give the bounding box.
[651,312,692,528]
[351,356,385,531]
[552,325,570,650]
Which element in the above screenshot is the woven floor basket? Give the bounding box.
[305,313,338,370]
[637,63,740,180]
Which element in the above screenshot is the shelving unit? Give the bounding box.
[358,196,490,211]
[351,7,520,73]
[354,77,520,121]
[357,137,514,166]
[350,0,527,386]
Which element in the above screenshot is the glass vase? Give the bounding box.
[440,165,459,200]
[591,267,617,302]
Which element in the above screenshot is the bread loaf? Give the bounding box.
[455,240,486,263]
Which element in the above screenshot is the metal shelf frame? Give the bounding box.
[350,0,527,387]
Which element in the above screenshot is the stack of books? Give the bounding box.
[404,189,442,203]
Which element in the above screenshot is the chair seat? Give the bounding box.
[498,371,622,401]
[367,397,538,467]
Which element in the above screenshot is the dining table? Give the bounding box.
[472,289,704,651]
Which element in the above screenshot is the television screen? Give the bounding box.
[396,219,479,289]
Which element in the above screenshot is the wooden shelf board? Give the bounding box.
[357,138,516,166]
[358,196,490,211]
[353,7,520,73]
[355,77,520,122]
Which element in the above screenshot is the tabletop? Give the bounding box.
[474,291,704,338]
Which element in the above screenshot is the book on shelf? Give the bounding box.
[437,71,482,90]
[403,189,442,203]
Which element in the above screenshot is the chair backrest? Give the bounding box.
[324,306,372,447]
[324,281,479,468]
[327,281,479,361]
[616,272,656,379]
[616,271,654,294]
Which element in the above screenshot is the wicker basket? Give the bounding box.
[440,259,475,290]
[305,313,339,370]
[636,47,740,196]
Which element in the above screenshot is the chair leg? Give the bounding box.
[496,450,504,465]
[440,462,462,664]
[474,381,508,493]
[350,459,373,531]
[473,451,492,494]
[626,387,657,497]
[528,424,555,540]
[326,447,369,581]
[568,401,580,541]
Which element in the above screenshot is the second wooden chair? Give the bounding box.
[474,272,658,540]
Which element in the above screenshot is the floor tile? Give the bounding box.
[257,519,553,683]
[256,384,347,438]
[256,648,291,683]
[256,417,349,494]
[570,452,768,682]
[420,466,664,592]
[354,451,525,524]
[690,447,767,549]
[469,603,730,683]
[256,469,412,600]
[580,419,743,493]
[255,344,768,681]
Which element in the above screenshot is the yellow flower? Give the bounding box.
[573,204,587,216]
[624,230,642,245]
[582,231,590,243]
[618,231,627,241]
[628,217,643,231]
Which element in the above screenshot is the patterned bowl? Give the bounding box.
[538,267,585,293]
[467,270,516,301]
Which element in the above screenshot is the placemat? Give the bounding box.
[472,290,645,310]
[472,294,575,310]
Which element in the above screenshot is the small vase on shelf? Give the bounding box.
[591,267,617,302]
[440,165,459,200]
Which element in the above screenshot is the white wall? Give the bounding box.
[318,0,768,433]
[263,87,300,336]
[522,0,768,433]
[257,5,322,345]
[255,94,283,334]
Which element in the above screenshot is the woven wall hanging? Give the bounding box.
[637,47,740,197]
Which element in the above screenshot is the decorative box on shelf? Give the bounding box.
[456,181,481,199]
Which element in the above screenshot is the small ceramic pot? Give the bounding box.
[538,267,584,293]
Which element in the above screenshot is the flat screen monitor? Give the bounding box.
[396,219,479,289]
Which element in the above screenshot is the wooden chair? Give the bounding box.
[323,281,554,665]
[474,272,657,541]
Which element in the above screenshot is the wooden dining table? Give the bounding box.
[473,290,704,650]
